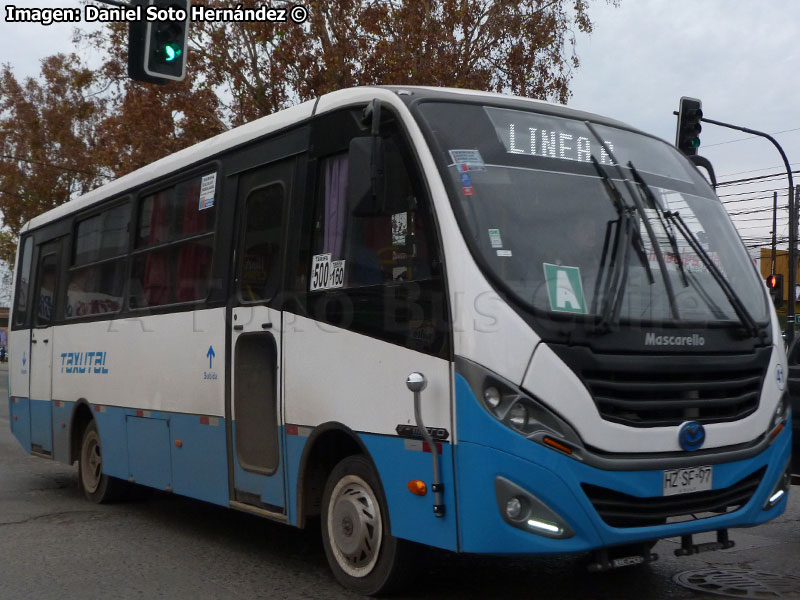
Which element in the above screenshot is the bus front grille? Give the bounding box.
[550,345,770,428]
[581,467,765,528]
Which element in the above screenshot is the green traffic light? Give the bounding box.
[690,138,701,148]
[164,43,182,62]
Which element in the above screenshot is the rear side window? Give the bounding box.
[129,173,217,308]
[66,202,130,318]
[13,236,34,327]
[74,203,130,265]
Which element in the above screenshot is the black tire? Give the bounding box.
[321,455,415,596]
[78,420,126,503]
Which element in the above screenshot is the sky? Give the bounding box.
[0,0,798,254]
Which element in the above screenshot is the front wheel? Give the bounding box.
[321,455,414,595]
[78,420,126,503]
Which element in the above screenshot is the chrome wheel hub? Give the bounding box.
[327,474,383,578]
[81,432,102,493]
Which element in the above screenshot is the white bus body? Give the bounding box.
[9,87,791,594]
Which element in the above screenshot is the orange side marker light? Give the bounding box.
[543,436,573,454]
[408,480,427,496]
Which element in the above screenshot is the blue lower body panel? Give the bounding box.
[78,405,230,507]
[9,396,31,452]
[455,374,791,554]
[360,434,458,551]
[30,399,52,453]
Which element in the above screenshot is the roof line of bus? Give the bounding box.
[22,85,633,233]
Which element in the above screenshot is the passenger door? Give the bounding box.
[28,239,62,456]
[228,158,294,515]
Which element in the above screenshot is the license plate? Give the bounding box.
[662,465,713,496]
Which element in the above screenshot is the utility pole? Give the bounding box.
[772,191,777,276]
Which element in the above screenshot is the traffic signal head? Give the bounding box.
[766,273,784,308]
[676,97,703,156]
[128,0,190,85]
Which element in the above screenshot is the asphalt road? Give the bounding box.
[2,366,800,600]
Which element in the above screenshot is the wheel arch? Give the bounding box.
[295,421,384,529]
[68,399,94,464]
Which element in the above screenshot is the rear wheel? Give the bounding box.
[321,455,414,595]
[78,420,126,503]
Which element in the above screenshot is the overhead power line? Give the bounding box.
[717,169,800,188]
[703,127,800,148]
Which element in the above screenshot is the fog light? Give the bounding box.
[495,476,573,539]
[763,458,791,510]
[506,497,524,520]
[526,518,562,535]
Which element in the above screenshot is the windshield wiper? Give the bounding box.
[627,161,689,289]
[627,161,730,320]
[585,121,679,326]
[663,209,760,337]
[589,156,652,329]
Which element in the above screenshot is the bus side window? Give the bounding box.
[129,173,216,308]
[67,202,130,318]
[310,128,448,356]
[313,139,436,289]
[239,183,284,302]
[34,253,59,327]
[13,236,34,327]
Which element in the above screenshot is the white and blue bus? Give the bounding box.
[8,87,791,594]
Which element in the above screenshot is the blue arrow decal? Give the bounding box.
[207,345,215,369]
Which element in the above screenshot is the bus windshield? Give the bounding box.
[417,102,769,326]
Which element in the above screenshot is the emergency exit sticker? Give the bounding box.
[543,263,587,314]
[199,173,217,210]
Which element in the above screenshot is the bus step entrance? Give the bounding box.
[588,544,658,572]
[674,529,735,556]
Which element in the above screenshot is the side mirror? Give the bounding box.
[347,136,385,217]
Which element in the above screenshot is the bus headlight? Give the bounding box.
[768,392,790,444]
[457,357,584,454]
[770,392,790,431]
[484,386,502,409]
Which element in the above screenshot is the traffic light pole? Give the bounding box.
[699,116,796,345]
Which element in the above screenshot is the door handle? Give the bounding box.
[261,322,272,329]
[43,339,49,344]
[31,339,38,344]
[233,324,244,331]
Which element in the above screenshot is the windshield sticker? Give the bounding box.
[460,172,473,187]
[449,149,486,171]
[310,253,345,291]
[462,186,475,196]
[497,250,512,257]
[543,263,587,314]
[488,229,503,248]
[392,212,408,245]
[199,173,216,210]
[646,246,723,274]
